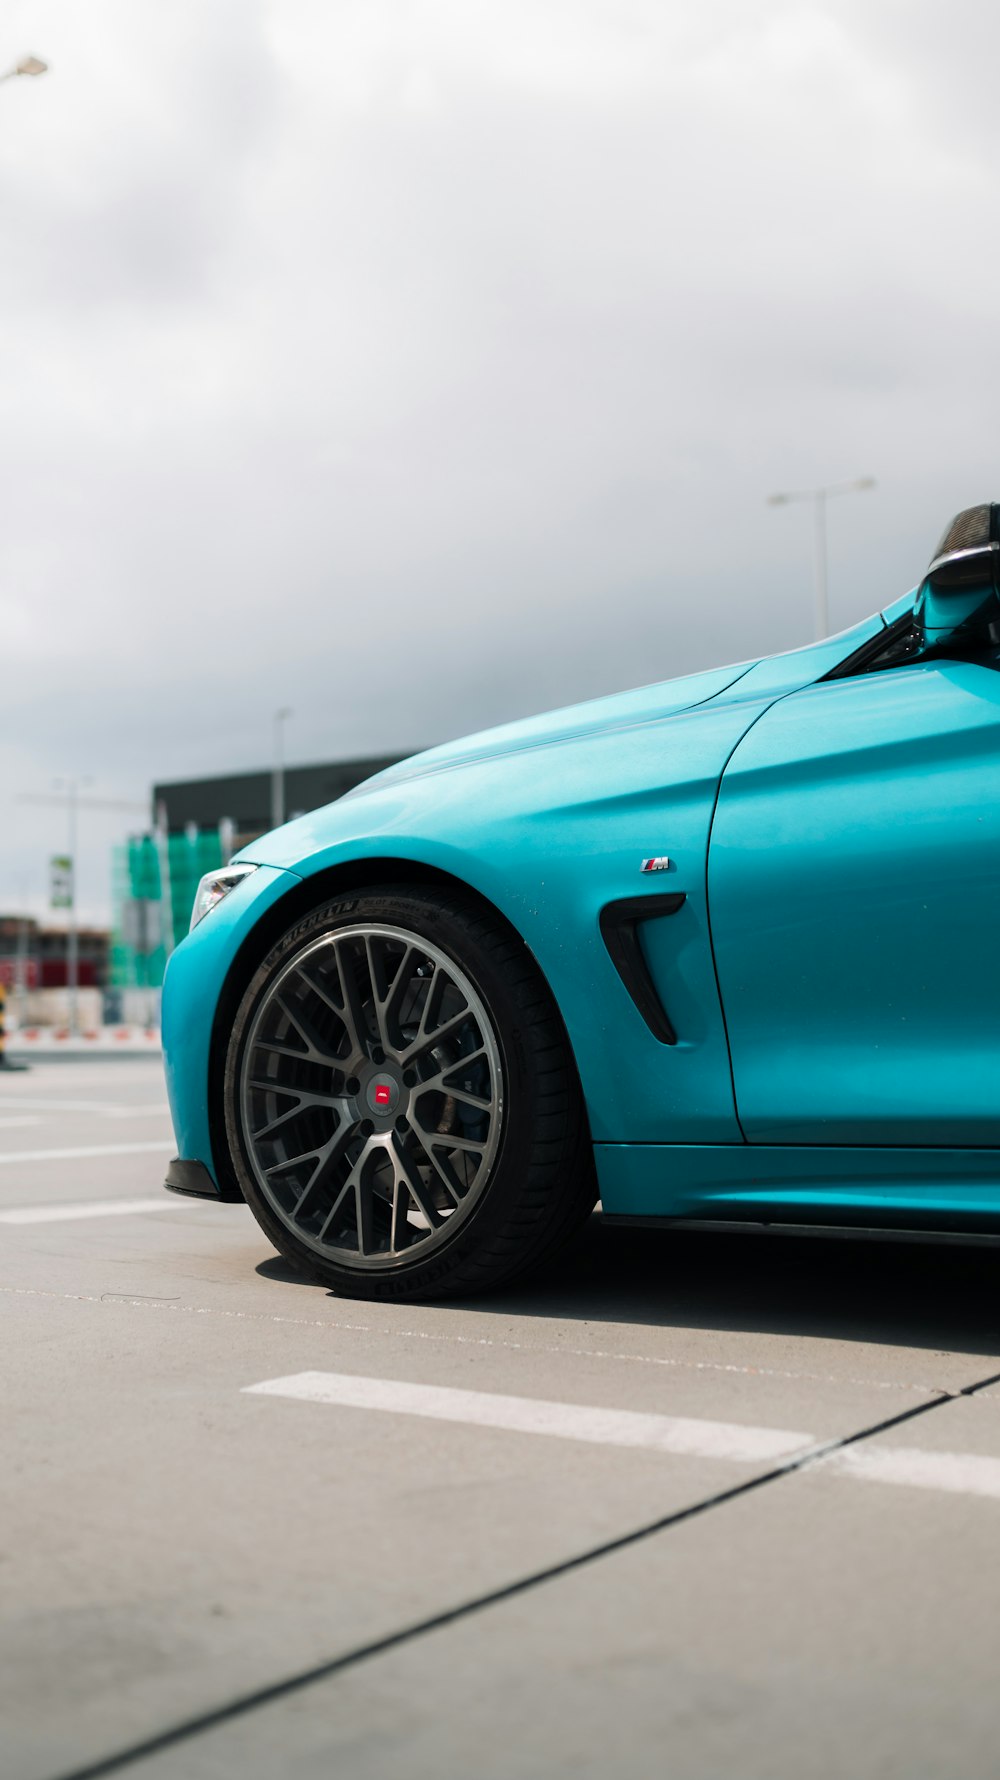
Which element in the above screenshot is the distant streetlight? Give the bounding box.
[11,877,32,1027]
[0,55,49,83]
[272,708,293,830]
[767,477,876,640]
[52,777,92,1037]
[17,783,147,1035]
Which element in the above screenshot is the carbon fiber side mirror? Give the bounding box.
[915,502,1000,640]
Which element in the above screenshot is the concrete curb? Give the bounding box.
[6,1026,163,1055]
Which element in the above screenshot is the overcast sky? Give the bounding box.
[3,0,999,921]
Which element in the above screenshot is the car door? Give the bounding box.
[708,653,1000,1146]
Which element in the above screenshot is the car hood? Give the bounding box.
[240,606,895,871]
[342,658,757,794]
[336,602,895,800]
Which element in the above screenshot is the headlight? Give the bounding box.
[190,863,258,931]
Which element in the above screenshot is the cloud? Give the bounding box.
[2,0,1000,918]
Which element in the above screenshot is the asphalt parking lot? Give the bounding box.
[4,1057,1000,1780]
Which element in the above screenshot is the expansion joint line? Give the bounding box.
[50,1367,1000,1780]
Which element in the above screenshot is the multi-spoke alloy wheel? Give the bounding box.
[239,925,503,1268]
[225,889,595,1300]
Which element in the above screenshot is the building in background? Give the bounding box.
[151,755,401,854]
[109,836,168,1005]
[0,914,112,1029]
[0,915,110,992]
[111,753,405,993]
[3,757,407,1027]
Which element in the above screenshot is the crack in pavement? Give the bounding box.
[45,1364,1000,1780]
[0,1283,960,1397]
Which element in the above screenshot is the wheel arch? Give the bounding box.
[206,855,586,1198]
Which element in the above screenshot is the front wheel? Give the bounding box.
[224,887,595,1300]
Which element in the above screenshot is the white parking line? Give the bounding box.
[0,1141,174,1165]
[245,1372,1000,1503]
[0,1098,168,1118]
[0,1195,180,1225]
[242,1371,814,1462]
[825,1444,1000,1500]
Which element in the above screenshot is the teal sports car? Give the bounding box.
[163,504,1000,1298]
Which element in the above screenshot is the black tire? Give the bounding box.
[223,885,596,1300]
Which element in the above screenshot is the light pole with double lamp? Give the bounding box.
[767,477,876,640]
[271,708,293,830]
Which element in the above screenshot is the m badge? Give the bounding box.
[640,857,672,873]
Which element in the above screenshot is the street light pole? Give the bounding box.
[813,488,828,641]
[15,909,29,1024]
[271,708,292,830]
[767,477,876,640]
[68,782,78,1031]
[11,878,31,1027]
[53,777,90,1036]
[18,785,147,1036]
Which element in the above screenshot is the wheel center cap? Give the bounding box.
[365,1074,401,1116]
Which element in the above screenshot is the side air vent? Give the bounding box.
[599,893,686,1045]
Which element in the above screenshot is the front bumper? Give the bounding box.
[162,862,302,1190]
[164,1158,223,1199]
